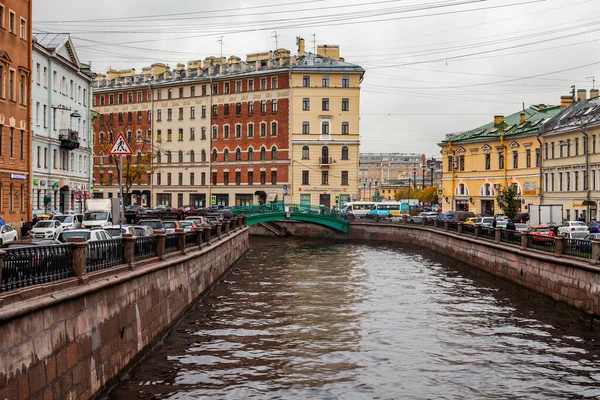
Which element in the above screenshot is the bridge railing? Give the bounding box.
[232,203,348,221]
[0,216,248,294]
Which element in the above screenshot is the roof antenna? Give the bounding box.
[272,31,278,50]
[586,76,595,89]
[217,36,224,59]
[311,33,316,55]
[522,101,525,111]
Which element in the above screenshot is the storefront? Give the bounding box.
[190,194,206,208]
[235,194,253,206]
[214,194,229,206]
[480,199,494,216]
[455,199,469,211]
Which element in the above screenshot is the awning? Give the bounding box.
[583,200,597,208]
[266,193,278,202]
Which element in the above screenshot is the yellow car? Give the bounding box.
[464,217,481,225]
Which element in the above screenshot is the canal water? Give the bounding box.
[107,238,600,399]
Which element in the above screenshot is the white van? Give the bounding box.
[342,202,376,218]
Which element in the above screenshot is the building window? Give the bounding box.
[559,172,563,191]
[303,76,310,87]
[260,171,266,185]
[248,148,254,161]
[8,69,14,101]
[236,81,242,92]
[157,109,162,121]
[201,172,206,186]
[321,146,329,163]
[202,105,207,118]
[236,171,241,185]
[261,100,267,113]
[261,147,267,160]
[341,146,349,160]
[236,124,242,138]
[248,79,254,91]
[272,99,278,113]
[513,151,518,169]
[302,98,310,111]
[342,76,350,87]
[167,173,172,186]
[178,150,183,163]
[566,172,571,191]
[526,149,531,168]
[483,154,490,170]
[166,151,172,163]
[321,121,330,135]
[271,146,277,160]
[236,102,242,115]
[271,170,277,185]
[498,151,504,169]
[342,122,349,135]
[260,78,267,90]
[248,102,254,115]
[168,89,172,99]
[271,122,277,136]
[260,123,266,137]
[224,104,230,116]
[224,125,230,139]
[535,148,541,167]
[302,121,310,134]
[212,126,218,140]
[575,138,579,156]
[212,149,218,161]
[322,98,329,111]
[224,82,230,94]
[302,170,309,185]
[224,149,230,161]
[236,148,242,161]
[302,146,310,159]
[575,171,579,191]
[212,172,217,185]
[341,171,349,185]
[190,107,196,119]
[189,150,195,162]
[342,98,349,111]
[190,127,195,140]
[212,105,218,117]
[322,76,330,87]
[190,173,195,186]
[248,171,254,185]
[202,85,207,96]
[272,77,278,89]
[458,155,465,171]
[322,171,329,185]
[552,142,556,158]
[248,123,254,137]
[201,150,206,162]
[178,173,183,186]
[167,108,173,121]
[167,129,173,141]
[8,11,14,34]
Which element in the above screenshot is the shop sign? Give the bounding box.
[523,181,536,196]
[10,174,26,180]
[456,200,469,205]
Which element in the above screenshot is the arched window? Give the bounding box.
[137,151,142,162]
[302,145,309,159]
[201,150,206,162]
[212,149,218,162]
[341,146,349,160]
[224,149,230,161]
[455,183,469,196]
[321,146,329,163]
[136,130,142,143]
[260,147,266,160]
[480,183,495,197]
[99,132,104,144]
[511,182,523,195]
[236,148,242,161]
[271,146,277,160]
[190,150,195,163]
[248,147,254,161]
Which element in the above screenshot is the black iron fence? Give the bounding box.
[185,231,197,248]
[480,227,496,240]
[87,239,125,272]
[448,221,459,231]
[462,224,476,236]
[134,236,158,261]
[1,244,74,292]
[424,217,436,227]
[165,233,180,254]
[563,238,592,259]
[526,234,556,253]
[500,230,521,246]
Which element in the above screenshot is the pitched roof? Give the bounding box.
[440,104,562,145]
[541,97,600,133]
[32,33,69,51]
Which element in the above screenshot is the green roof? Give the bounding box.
[439,104,562,145]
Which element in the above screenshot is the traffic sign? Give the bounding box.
[108,132,133,155]
[210,195,216,205]
[437,189,443,196]
[283,184,288,191]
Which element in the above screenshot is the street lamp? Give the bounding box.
[368,179,373,201]
[421,164,426,190]
[429,157,435,188]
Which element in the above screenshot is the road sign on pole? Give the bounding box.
[108,132,133,155]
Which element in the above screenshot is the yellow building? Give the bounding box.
[541,89,600,222]
[438,104,562,216]
[290,38,364,207]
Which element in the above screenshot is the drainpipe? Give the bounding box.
[536,132,544,225]
[26,0,33,224]
[448,142,455,211]
[578,127,590,222]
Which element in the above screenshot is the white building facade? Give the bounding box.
[32,34,94,214]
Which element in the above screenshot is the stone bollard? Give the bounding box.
[421,217,426,226]
[434,219,439,229]
[68,237,88,284]
[521,231,529,249]
[176,228,185,253]
[444,220,449,231]
[230,218,236,231]
[156,233,166,260]
[348,214,355,223]
[591,239,600,263]
[123,234,135,269]
[204,226,212,245]
[216,222,222,239]
[374,214,380,223]
[555,236,564,257]
[474,225,480,238]
[402,215,408,224]
[195,228,204,249]
[225,220,231,235]
[241,214,247,226]
[494,227,502,243]
[457,222,463,235]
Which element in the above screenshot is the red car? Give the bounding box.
[529,225,555,244]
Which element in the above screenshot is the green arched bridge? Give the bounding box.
[232,204,350,233]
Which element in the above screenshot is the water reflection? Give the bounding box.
[108,238,600,399]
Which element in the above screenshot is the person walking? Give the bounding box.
[492,216,497,228]
[578,213,586,222]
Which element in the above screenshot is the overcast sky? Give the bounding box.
[33,0,600,158]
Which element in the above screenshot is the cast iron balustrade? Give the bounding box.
[86,239,124,272]
[448,221,459,231]
[185,231,197,248]
[462,224,476,236]
[424,217,435,227]
[165,233,180,254]
[1,244,74,292]
[563,238,592,259]
[134,236,158,261]
[319,157,333,167]
[527,234,555,253]
[479,226,496,240]
[59,129,80,150]
[500,230,521,245]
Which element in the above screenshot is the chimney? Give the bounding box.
[538,104,546,110]
[591,89,599,99]
[494,115,504,126]
[519,112,526,124]
[577,89,587,102]
[560,95,574,110]
[297,37,305,57]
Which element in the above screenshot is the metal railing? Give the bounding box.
[424,217,436,227]
[500,230,521,245]
[448,221,459,231]
[480,226,496,240]
[462,224,476,236]
[165,233,180,254]
[134,236,158,261]
[185,231,197,248]
[86,239,124,272]
[1,244,74,292]
[526,234,556,253]
[563,238,592,259]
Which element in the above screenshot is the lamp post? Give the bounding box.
[368,179,372,201]
[429,157,435,188]
[421,164,426,190]
[407,177,411,203]
[374,179,379,202]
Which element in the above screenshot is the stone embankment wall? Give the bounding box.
[252,220,600,317]
[0,227,249,400]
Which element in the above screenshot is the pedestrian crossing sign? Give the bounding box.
[108,132,133,155]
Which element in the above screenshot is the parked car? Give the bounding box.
[185,216,209,227]
[57,229,113,243]
[205,216,219,225]
[3,240,61,249]
[439,212,455,222]
[496,220,509,229]
[579,233,600,252]
[0,225,18,245]
[138,219,166,233]
[480,217,495,227]
[589,221,600,233]
[557,221,590,235]
[453,211,475,222]
[464,217,481,225]
[133,225,155,237]
[124,206,150,224]
[30,220,64,240]
[207,213,225,222]
[103,225,138,238]
[178,221,196,232]
[529,225,555,244]
[163,220,180,234]
[514,223,530,232]
[52,214,83,231]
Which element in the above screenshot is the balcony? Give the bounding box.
[319,157,333,167]
[59,129,80,150]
